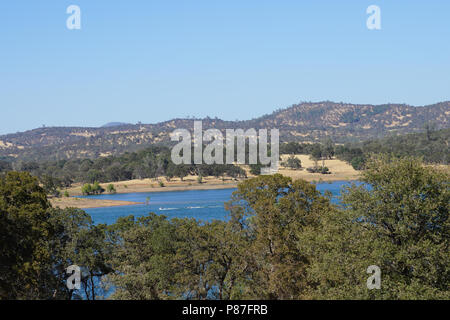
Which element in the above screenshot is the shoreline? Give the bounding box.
[52,182,240,209]
[94,182,239,195]
[52,156,361,209]
[51,179,359,209]
[66,180,240,196]
[49,198,144,209]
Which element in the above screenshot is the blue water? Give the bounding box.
[82,181,360,225]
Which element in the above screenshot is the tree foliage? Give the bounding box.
[1,155,448,300]
[281,155,302,169]
[0,172,53,299]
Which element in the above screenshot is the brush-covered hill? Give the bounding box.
[0,101,448,162]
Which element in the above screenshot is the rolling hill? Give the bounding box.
[1,101,448,162]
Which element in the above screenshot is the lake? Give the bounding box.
[83,181,359,225]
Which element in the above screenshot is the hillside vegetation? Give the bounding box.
[0,101,448,162]
[336,127,449,168]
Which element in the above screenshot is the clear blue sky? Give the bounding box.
[0,0,449,134]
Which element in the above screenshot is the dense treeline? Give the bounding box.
[280,128,450,170]
[336,127,449,168]
[1,146,247,193]
[1,156,448,300]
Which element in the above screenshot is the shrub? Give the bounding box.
[107,184,116,193]
[81,183,92,195]
[306,166,331,174]
[320,166,330,174]
[350,156,365,170]
[82,182,105,195]
[92,182,105,194]
[249,164,262,175]
[281,155,302,169]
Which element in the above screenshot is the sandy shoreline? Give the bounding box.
[50,198,144,209]
[51,155,361,209]
[66,180,240,196]
[52,182,240,209]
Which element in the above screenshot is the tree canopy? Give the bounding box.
[0,155,448,300]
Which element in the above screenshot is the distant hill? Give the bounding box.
[101,122,132,128]
[0,101,448,162]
